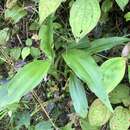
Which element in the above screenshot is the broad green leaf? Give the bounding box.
[21,47,30,60]
[109,106,130,130]
[35,121,53,130]
[69,74,88,118]
[0,28,10,45]
[115,0,129,11]
[63,49,113,111]
[10,47,21,60]
[80,119,100,130]
[0,85,17,110]
[0,85,20,111]
[85,37,130,54]
[13,111,31,128]
[5,4,27,23]
[39,16,54,60]
[30,47,41,58]
[7,60,51,101]
[69,0,101,41]
[109,84,130,104]
[0,60,50,110]
[61,122,74,130]
[101,57,126,93]
[39,0,62,24]
[88,99,111,127]
[124,12,130,22]
[128,65,130,83]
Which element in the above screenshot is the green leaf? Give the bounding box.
[80,119,100,130]
[124,12,130,22]
[0,85,17,110]
[26,38,32,46]
[7,60,51,101]
[85,37,130,54]
[67,36,90,49]
[63,49,113,111]
[13,111,31,129]
[115,0,129,11]
[35,121,53,130]
[69,74,88,118]
[21,47,30,60]
[101,57,126,93]
[30,47,41,58]
[10,47,21,60]
[6,0,17,8]
[128,65,130,83]
[69,0,101,41]
[109,84,130,104]
[61,122,74,130]
[5,4,27,23]
[88,99,111,127]
[109,106,130,130]
[39,16,54,60]
[39,0,62,24]
[29,21,40,31]
[101,0,113,13]
[0,28,10,45]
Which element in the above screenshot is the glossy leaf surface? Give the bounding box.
[69,74,88,118]
[8,60,51,101]
[39,0,62,24]
[101,57,126,93]
[69,0,101,41]
[63,49,112,111]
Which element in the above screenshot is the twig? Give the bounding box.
[16,34,22,45]
[32,91,59,130]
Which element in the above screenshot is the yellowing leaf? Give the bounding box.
[115,0,129,11]
[109,84,130,104]
[39,0,62,24]
[69,74,88,118]
[88,99,111,127]
[69,0,101,41]
[101,57,126,93]
[63,49,113,111]
[7,60,51,101]
[109,106,130,130]
[6,0,17,8]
